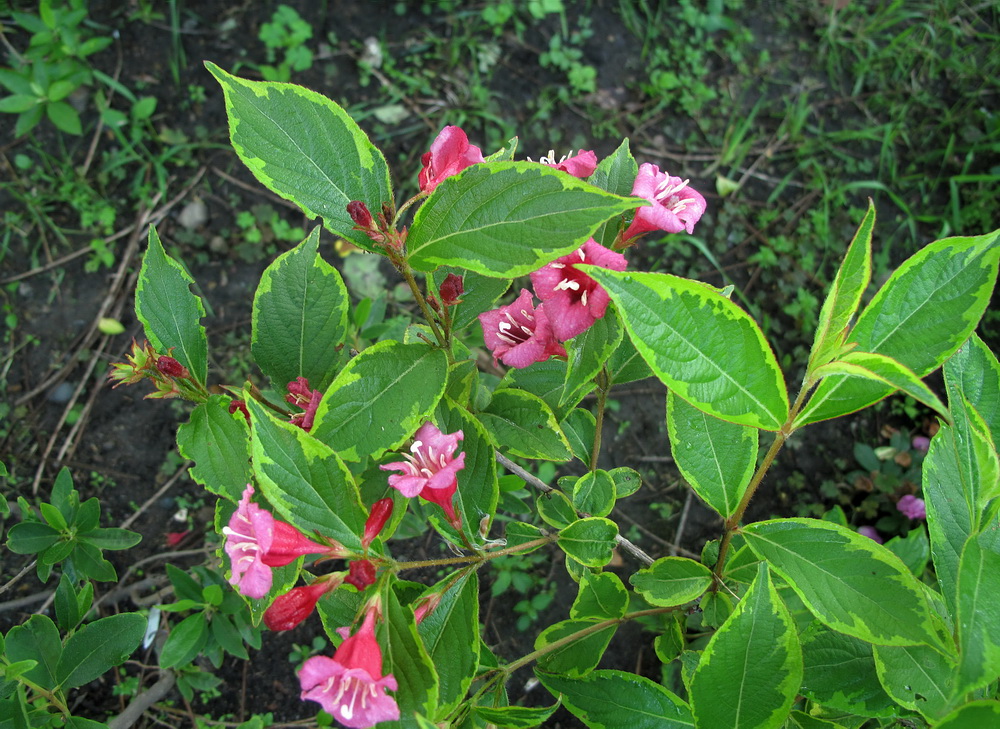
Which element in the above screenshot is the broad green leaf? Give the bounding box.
[504,521,546,552]
[946,334,1000,448]
[159,613,209,669]
[610,467,642,498]
[561,306,623,406]
[433,398,499,532]
[6,521,60,554]
[248,398,366,549]
[384,589,439,728]
[941,375,1000,522]
[407,162,641,276]
[807,200,874,371]
[587,268,788,430]
[537,669,693,729]
[473,703,559,728]
[500,357,583,420]
[954,536,1000,697]
[70,541,117,582]
[933,700,1000,728]
[873,642,957,720]
[535,618,617,677]
[46,100,81,135]
[571,470,615,518]
[135,225,208,384]
[799,624,898,718]
[797,230,1000,425]
[3,615,61,690]
[630,557,713,608]
[558,517,618,568]
[251,227,349,392]
[561,407,596,464]
[537,490,578,529]
[667,392,757,518]
[588,138,638,247]
[571,571,628,620]
[417,573,479,717]
[742,519,942,649]
[690,564,801,729]
[177,395,250,502]
[784,711,847,729]
[56,613,145,689]
[924,424,979,616]
[479,388,572,461]
[883,526,930,577]
[607,328,652,384]
[205,62,392,252]
[311,341,448,461]
[78,527,141,551]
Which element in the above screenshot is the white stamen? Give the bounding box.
[498,321,512,333]
[581,289,588,307]
[409,440,423,453]
[496,332,518,345]
[550,262,565,269]
[555,279,581,291]
[521,309,534,321]
[577,248,586,261]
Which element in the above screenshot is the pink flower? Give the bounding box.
[380,422,466,527]
[362,498,394,550]
[299,610,399,728]
[857,526,883,544]
[911,436,931,452]
[536,149,598,178]
[418,126,484,193]
[287,377,322,431]
[530,238,627,341]
[478,288,567,369]
[265,576,344,632]
[223,484,334,599]
[623,163,707,240]
[897,494,926,521]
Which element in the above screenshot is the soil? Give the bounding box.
[0,2,945,728]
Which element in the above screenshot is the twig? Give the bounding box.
[671,489,694,557]
[106,671,176,729]
[210,166,301,211]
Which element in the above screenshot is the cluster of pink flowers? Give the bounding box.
[414,125,707,370]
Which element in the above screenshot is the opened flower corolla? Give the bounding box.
[623,162,706,240]
[380,422,465,527]
[478,288,566,368]
[418,125,484,193]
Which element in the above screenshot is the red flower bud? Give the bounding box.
[228,399,250,421]
[362,498,394,549]
[347,201,374,228]
[344,559,377,590]
[264,577,342,631]
[439,274,464,306]
[156,355,189,379]
[413,592,442,625]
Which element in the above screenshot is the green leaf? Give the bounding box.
[205,63,392,252]
[57,613,145,689]
[587,268,788,430]
[210,615,248,660]
[536,489,578,529]
[873,642,957,720]
[807,350,949,423]
[932,700,1000,728]
[248,398,366,549]
[561,407,596,464]
[799,624,898,718]
[70,541,117,582]
[557,517,618,568]
[177,395,251,502]
[78,527,141,551]
[883,526,930,577]
[447,267,511,331]
[535,618,617,678]
[571,571,628,620]
[690,564,802,729]
[609,467,642,499]
[629,556,713,608]
[310,341,448,461]
[941,369,1000,521]
[384,589,439,728]
[607,326,653,384]
[135,225,208,385]
[0,95,39,113]
[807,200,874,371]
[159,613,210,669]
[251,227,349,392]
[797,230,1000,425]
[473,703,559,728]
[433,398,499,532]
[537,669,693,729]
[587,138,638,248]
[954,536,1000,697]
[945,333,1000,448]
[743,519,943,649]
[562,307,623,406]
[479,388,572,460]
[416,573,479,717]
[666,391,757,519]
[46,100,81,134]
[6,521,60,554]
[571,470,615,518]
[407,162,642,276]
[4,615,61,690]
[500,357,582,421]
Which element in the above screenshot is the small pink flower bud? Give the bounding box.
[229,399,250,422]
[413,592,442,625]
[265,577,343,631]
[156,355,189,379]
[439,274,464,306]
[345,559,377,590]
[260,520,333,568]
[347,201,374,228]
[362,498,394,549]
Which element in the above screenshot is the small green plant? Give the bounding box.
[257,5,314,82]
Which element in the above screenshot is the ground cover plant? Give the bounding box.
[2,1,999,727]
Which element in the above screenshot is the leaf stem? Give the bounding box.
[589,367,610,472]
[391,534,556,571]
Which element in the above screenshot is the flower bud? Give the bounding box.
[344,559,377,590]
[362,498,394,549]
[413,592,442,625]
[260,520,338,567]
[264,576,342,631]
[347,201,374,228]
[156,355,189,379]
[228,399,250,421]
[439,274,464,306]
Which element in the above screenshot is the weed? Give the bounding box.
[257,5,315,82]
